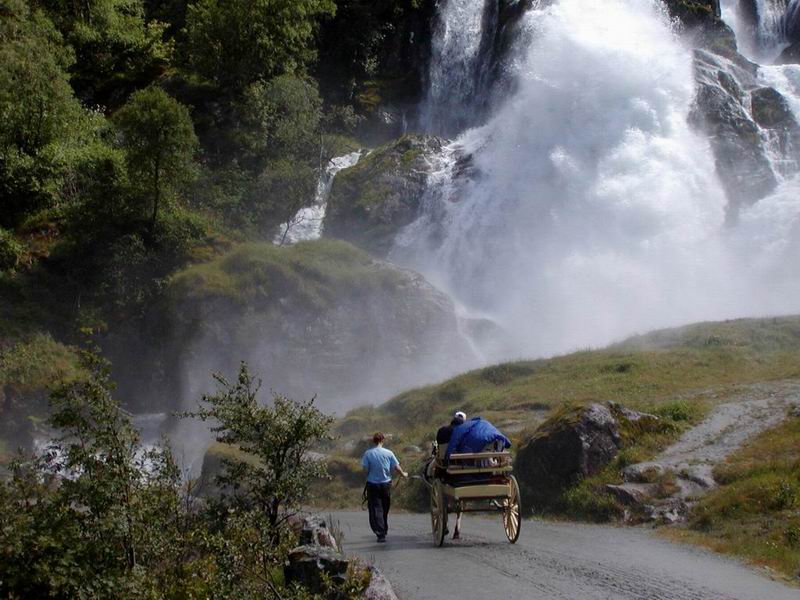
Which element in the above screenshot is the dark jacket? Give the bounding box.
[436,419,461,444]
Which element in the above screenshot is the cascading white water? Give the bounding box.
[392,0,800,358]
[722,0,800,62]
[420,0,494,135]
[274,151,362,245]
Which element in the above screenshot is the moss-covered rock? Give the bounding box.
[0,334,83,451]
[152,239,471,414]
[663,0,720,28]
[514,402,666,514]
[325,135,446,256]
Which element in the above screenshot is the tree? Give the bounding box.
[234,75,322,170]
[37,0,173,107]
[249,158,318,241]
[184,0,336,92]
[183,362,333,537]
[0,350,184,598]
[113,86,198,231]
[0,0,83,227]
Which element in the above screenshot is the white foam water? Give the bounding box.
[392,0,800,359]
[420,0,494,135]
[274,151,362,245]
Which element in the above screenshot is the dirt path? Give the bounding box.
[623,381,800,496]
[333,511,797,599]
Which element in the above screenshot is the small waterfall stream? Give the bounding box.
[274,151,362,245]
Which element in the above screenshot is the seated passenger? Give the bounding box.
[436,411,467,445]
[445,417,511,459]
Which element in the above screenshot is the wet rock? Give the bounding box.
[647,498,690,524]
[365,566,399,600]
[777,41,800,65]
[663,0,721,29]
[690,50,778,212]
[623,462,667,484]
[298,515,339,551]
[326,135,447,257]
[606,483,652,506]
[284,545,350,593]
[751,87,800,158]
[751,87,797,129]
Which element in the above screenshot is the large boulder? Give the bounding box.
[514,402,661,513]
[514,403,622,512]
[325,135,447,257]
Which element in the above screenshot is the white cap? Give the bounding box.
[454,411,467,421]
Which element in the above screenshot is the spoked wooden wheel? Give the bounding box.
[503,475,521,543]
[430,480,447,547]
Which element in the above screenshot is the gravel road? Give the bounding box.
[333,511,798,600]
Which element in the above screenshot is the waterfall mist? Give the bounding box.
[393,0,800,358]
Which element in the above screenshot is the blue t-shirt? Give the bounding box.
[361,446,399,484]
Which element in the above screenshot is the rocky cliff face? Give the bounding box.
[325,135,448,256]
[145,240,473,415]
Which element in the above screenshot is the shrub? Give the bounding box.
[0,229,24,272]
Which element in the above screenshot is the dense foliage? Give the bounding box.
[0,354,344,598]
[0,0,430,335]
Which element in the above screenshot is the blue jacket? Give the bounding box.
[446,417,511,458]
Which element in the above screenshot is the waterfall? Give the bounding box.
[391,0,800,359]
[723,0,800,61]
[274,151,361,245]
[420,0,497,136]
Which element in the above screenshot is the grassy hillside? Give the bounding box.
[671,415,800,581]
[337,316,800,449]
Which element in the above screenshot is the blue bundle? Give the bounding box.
[446,417,511,458]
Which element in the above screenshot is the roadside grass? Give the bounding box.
[667,414,800,581]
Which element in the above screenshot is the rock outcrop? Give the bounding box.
[514,402,661,512]
[325,135,447,257]
[283,514,399,600]
[690,49,780,213]
[285,545,351,593]
[149,240,473,415]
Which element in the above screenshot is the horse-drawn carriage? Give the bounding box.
[422,441,521,547]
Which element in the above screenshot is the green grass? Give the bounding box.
[668,414,800,581]
[167,239,405,314]
[336,317,800,451]
[0,333,83,392]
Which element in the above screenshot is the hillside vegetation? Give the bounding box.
[337,316,800,446]
[673,415,800,580]
[320,316,800,579]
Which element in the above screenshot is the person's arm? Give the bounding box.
[390,453,408,478]
[361,453,369,471]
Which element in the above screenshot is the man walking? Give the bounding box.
[361,432,408,542]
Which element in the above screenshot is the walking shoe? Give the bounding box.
[377,536,386,543]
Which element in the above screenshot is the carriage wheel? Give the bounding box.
[503,475,521,543]
[430,480,447,547]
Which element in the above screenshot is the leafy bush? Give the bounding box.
[0,229,24,272]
